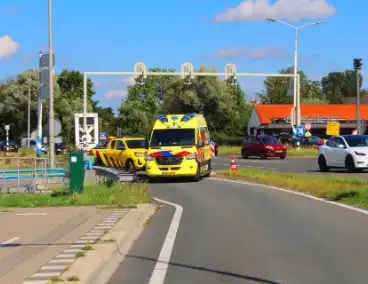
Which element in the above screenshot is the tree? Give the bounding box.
[321,70,364,104]
[0,70,44,140]
[259,67,321,104]
[117,65,252,139]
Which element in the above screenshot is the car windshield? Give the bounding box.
[150,129,195,147]
[344,135,368,147]
[261,137,279,144]
[125,139,147,149]
[94,140,109,148]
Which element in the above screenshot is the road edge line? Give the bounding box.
[210,177,368,216]
[148,197,183,284]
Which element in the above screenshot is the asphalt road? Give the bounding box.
[108,178,368,284]
[0,207,112,284]
[212,155,368,175]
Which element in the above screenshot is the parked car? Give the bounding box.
[0,140,19,152]
[318,134,368,172]
[241,135,287,159]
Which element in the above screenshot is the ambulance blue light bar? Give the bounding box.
[157,114,168,123]
[181,113,195,122]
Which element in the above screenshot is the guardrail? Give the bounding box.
[0,157,66,193]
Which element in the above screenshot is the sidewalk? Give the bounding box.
[0,207,126,284]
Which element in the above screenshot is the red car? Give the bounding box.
[241,135,287,159]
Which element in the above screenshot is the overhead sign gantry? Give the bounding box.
[82,62,300,148]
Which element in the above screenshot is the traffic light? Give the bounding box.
[353,58,362,70]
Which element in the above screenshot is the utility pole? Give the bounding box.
[48,0,55,167]
[27,76,31,148]
[354,58,363,133]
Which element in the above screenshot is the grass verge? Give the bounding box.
[0,182,152,208]
[217,168,368,209]
[218,145,318,157]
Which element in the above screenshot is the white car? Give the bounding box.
[318,135,368,172]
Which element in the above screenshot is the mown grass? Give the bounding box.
[0,182,152,208]
[217,168,368,209]
[218,145,318,157]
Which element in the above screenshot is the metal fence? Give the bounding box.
[0,157,65,193]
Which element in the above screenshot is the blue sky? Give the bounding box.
[0,0,367,109]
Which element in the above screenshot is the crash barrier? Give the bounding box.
[210,142,215,159]
[93,166,136,183]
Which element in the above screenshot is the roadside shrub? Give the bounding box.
[19,147,35,157]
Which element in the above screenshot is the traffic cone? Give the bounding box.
[231,154,237,172]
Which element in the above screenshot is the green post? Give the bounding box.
[64,152,84,194]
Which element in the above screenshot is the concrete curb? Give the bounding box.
[61,203,156,284]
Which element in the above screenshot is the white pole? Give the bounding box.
[83,73,88,150]
[37,51,43,158]
[293,28,298,128]
[48,0,55,167]
[36,94,43,157]
[27,77,31,148]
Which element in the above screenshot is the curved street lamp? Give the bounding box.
[266,18,327,127]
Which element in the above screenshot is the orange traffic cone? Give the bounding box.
[231,154,237,172]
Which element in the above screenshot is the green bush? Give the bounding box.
[210,132,243,146]
[19,147,35,157]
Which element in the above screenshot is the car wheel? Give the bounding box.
[318,155,329,172]
[203,160,211,178]
[126,160,136,174]
[259,152,266,159]
[345,155,356,173]
[241,150,248,159]
[280,155,286,160]
[192,163,201,182]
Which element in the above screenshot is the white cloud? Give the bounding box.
[214,0,336,22]
[0,35,19,60]
[208,46,290,59]
[95,76,135,87]
[104,90,128,100]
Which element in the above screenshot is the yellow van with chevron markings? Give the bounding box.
[90,137,147,173]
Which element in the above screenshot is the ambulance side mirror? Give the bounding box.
[198,140,204,148]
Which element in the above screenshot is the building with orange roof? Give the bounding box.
[248,104,368,136]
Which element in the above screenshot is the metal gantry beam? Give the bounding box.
[82,62,300,146]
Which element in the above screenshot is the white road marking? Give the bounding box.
[0,237,19,246]
[94,226,112,229]
[22,280,49,284]
[75,240,93,244]
[70,244,86,248]
[104,217,119,221]
[101,221,116,224]
[40,265,65,271]
[16,213,46,216]
[210,178,368,216]
[148,198,183,284]
[49,259,74,264]
[56,254,77,258]
[85,232,103,236]
[64,249,83,253]
[90,230,105,233]
[81,236,100,240]
[31,272,61,277]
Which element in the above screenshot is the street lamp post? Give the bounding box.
[27,75,31,148]
[48,0,55,167]
[266,19,326,128]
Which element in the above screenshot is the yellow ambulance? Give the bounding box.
[145,113,212,182]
